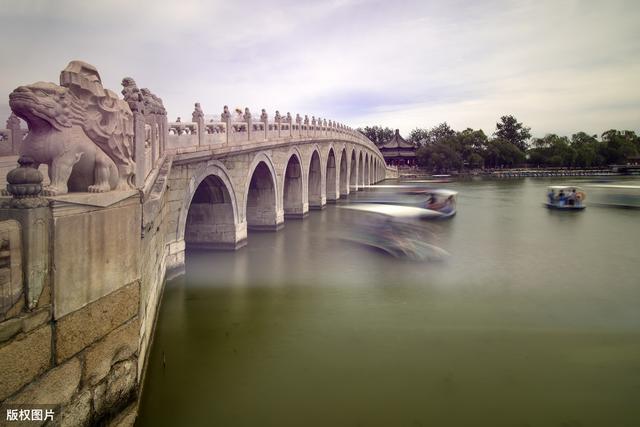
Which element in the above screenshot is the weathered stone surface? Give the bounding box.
[0,219,22,320]
[55,282,139,362]
[52,197,141,319]
[0,324,51,401]
[5,357,80,405]
[0,206,51,311]
[84,318,139,385]
[59,389,92,427]
[21,308,50,333]
[106,402,137,427]
[93,359,137,419]
[0,317,22,342]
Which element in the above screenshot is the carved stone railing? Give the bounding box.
[165,105,384,161]
[0,114,27,157]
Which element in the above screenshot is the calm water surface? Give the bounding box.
[137,178,640,427]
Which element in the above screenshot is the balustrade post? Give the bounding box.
[244,108,252,141]
[192,102,205,148]
[286,112,293,137]
[261,109,269,140]
[274,110,281,139]
[221,105,231,145]
[133,110,146,188]
[6,113,22,155]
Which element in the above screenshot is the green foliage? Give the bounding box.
[494,115,531,151]
[356,126,395,146]
[527,130,639,168]
[409,122,455,147]
[366,117,639,171]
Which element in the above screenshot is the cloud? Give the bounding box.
[1,0,639,137]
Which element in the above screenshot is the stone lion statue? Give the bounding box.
[8,61,136,195]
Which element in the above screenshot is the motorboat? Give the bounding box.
[585,184,640,208]
[545,185,586,210]
[340,204,450,261]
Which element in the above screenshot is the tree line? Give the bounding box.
[358,116,640,172]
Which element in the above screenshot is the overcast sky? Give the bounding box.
[1,0,638,138]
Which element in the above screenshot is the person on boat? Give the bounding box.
[558,190,566,206]
[547,189,555,204]
[440,196,455,214]
[426,194,441,210]
[567,189,577,206]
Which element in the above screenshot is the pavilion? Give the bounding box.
[379,129,417,166]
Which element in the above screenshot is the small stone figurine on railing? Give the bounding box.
[164,104,375,152]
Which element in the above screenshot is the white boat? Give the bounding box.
[585,184,640,208]
[545,185,586,210]
[357,188,458,218]
[340,204,450,261]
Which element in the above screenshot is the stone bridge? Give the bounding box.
[162,107,390,264]
[0,61,397,425]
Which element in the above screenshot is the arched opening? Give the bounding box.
[358,152,364,189]
[339,149,348,198]
[364,153,370,187]
[308,150,323,209]
[349,150,357,191]
[284,154,305,218]
[372,161,376,185]
[246,161,278,230]
[185,175,237,249]
[326,149,338,202]
[369,156,374,185]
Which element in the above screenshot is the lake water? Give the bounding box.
[137,178,640,427]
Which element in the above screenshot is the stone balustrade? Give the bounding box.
[165,105,377,156]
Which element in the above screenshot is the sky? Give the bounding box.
[1,0,639,138]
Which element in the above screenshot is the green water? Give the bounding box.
[137,178,640,427]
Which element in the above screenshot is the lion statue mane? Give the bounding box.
[8,60,136,195]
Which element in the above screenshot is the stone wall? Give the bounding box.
[0,194,143,426]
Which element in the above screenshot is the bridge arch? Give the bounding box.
[308,148,324,209]
[369,156,374,185]
[358,151,364,189]
[364,153,370,187]
[178,161,242,249]
[325,147,338,202]
[349,149,358,191]
[339,148,348,198]
[374,161,378,184]
[245,153,280,230]
[283,150,306,218]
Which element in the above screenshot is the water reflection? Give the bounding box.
[138,178,640,427]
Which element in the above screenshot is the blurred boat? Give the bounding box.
[545,185,586,210]
[340,204,450,261]
[361,188,458,218]
[586,184,640,208]
[409,189,457,217]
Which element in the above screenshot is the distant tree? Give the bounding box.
[484,138,526,168]
[571,132,600,167]
[407,128,430,147]
[494,115,531,151]
[527,134,574,167]
[357,126,395,146]
[601,130,639,164]
[416,142,462,172]
[408,122,455,147]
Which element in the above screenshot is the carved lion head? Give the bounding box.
[9,82,84,131]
